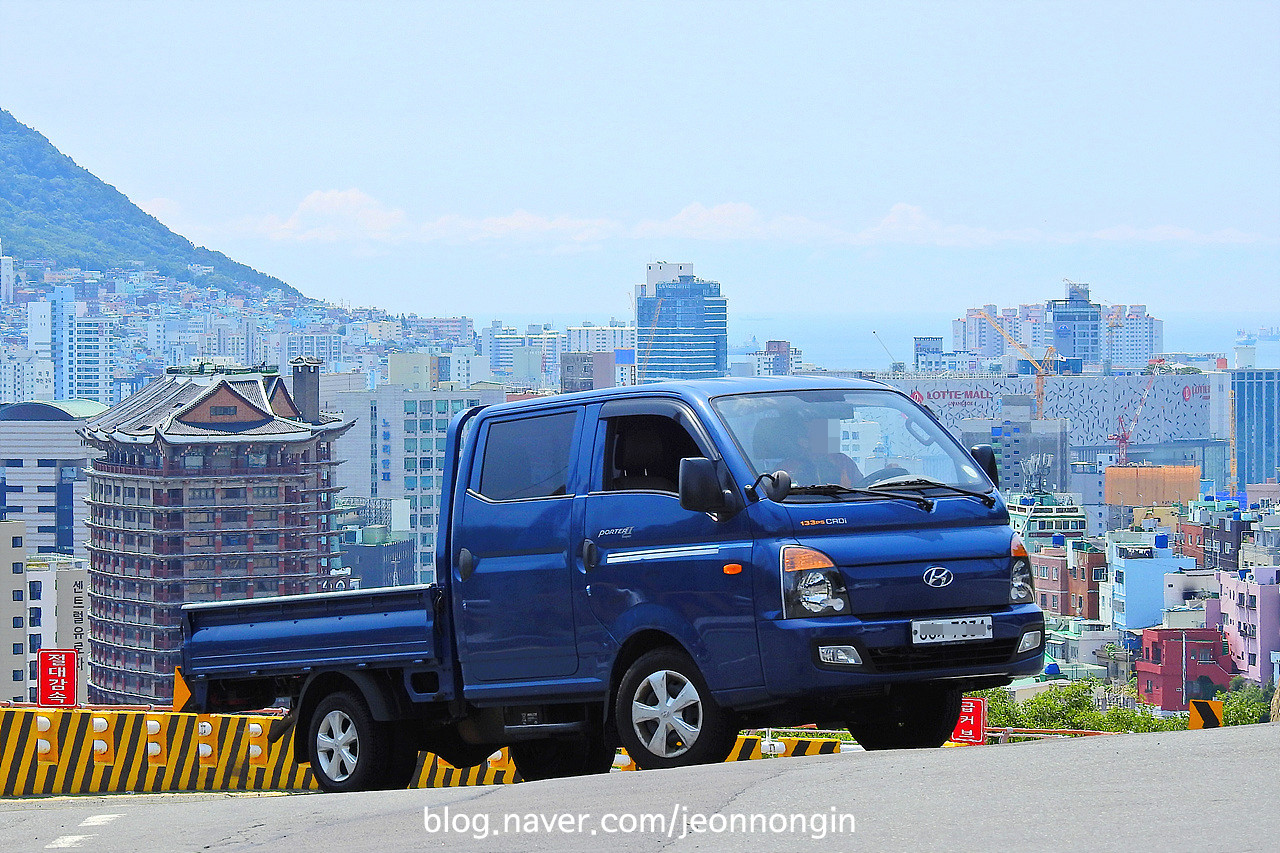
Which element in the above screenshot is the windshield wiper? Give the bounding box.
[787,483,934,511]
[861,475,996,508]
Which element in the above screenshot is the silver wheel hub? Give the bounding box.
[631,669,702,759]
[316,709,359,782]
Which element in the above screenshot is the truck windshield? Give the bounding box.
[710,389,992,494]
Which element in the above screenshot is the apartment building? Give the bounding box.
[80,360,352,704]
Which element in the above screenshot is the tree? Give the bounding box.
[1217,682,1273,726]
[968,682,1184,734]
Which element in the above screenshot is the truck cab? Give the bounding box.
[443,377,1042,768]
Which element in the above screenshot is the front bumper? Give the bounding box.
[757,603,1045,699]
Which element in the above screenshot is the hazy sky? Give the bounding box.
[2,1,1277,364]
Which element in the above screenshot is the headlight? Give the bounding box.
[781,546,850,618]
[1010,533,1035,604]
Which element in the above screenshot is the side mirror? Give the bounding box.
[755,470,792,502]
[679,457,737,515]
[970,444,999,489]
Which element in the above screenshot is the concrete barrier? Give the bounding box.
[0,707,808,797]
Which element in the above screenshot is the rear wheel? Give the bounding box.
[308,691,390,792]
[614,648,739,770]
[846,684,962,750]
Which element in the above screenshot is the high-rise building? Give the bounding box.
[1233,368,1280,488]
[0,400,107,558]
[635,264,728,382]
[951,304,1048,358]
[80,362,352,704]
[332,383,505,583]
[482,324,566,383]
[950,285,1162,370]
[25,287,119,404]
[62,314,118,404]
[1046,282,1103,366]
[567,321,636,354]
[274,332,342,368]
[0,238,14,304]
[959,395,1071,494]
[1102,304,1164,370]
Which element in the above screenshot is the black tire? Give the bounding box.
[846,684,962,750]
[308,691,391,792]
[614,648,738,770]
[510,731,615,782]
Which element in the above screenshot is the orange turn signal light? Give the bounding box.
[1011,534,1029,559]
[782,546,836,573]
[722,563,743,575]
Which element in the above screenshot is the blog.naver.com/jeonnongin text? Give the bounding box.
[423,804,856,841]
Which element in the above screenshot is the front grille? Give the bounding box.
[864,639,1018,673]
[852,604,1001,621]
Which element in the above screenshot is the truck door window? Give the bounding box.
[477,411,577,501]
[605,414,703,493]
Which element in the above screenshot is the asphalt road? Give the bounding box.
[2,724,1276,853]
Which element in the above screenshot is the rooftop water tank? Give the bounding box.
[1154,533,1169,549]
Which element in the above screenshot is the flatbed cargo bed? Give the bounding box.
[182,584,439,680]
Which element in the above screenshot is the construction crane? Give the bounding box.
[871,330,903,372]
[1107,372,1157,466]
[976,310,1057,418]
[636,293,663,381]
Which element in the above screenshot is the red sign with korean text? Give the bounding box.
[950,696,987,745]
[37,649,78,707]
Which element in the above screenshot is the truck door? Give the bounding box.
[579,398,762,691]
[452,408,584,684]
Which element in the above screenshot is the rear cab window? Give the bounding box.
[474,411,579,501]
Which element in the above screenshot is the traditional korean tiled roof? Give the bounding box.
[81,367,349,446]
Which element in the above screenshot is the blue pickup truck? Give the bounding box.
[180,377,1043,791]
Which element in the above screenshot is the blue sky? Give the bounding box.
[2,1,1277,366]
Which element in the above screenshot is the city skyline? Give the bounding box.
[1,2,1275,342]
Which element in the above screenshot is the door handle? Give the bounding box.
[458,548,475,581]
[581,539,599,571]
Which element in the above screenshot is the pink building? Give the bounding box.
[1031,547,1070,615]
[1209,566,1280,685]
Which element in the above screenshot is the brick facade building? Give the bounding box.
[81,361,351,703]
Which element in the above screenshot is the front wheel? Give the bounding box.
[614,648,738,770]
[846,684,962,750]
[308,691,391,792]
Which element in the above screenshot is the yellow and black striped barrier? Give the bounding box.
[1,708,314,797]
[778,736,842,757]
[1,707,839,797]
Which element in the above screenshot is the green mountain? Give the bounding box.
[0,108,299,297]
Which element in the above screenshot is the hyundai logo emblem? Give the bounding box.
[923,566,954,588]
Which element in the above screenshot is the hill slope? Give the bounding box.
[0,108,298,297]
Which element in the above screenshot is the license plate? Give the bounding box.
[911,616,993,644]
